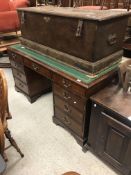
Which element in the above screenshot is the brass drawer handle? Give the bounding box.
[63,116,71,125]
[62,79,71,88]
[17,72,22,78]
[32,63,39,72]
[63,91,71,100]
[64,104,71,113]
[12,53,16,59]
[19,82,24,88]
[14,63,18,68]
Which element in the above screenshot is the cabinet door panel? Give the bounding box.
[97,111,131,174]
[105,128,125,162]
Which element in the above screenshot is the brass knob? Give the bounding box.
[63,116,71,125]
[62,79,71,88]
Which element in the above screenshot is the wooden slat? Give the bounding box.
[0,32,20,68]
[0,31,21,37]
[0,39,20,49]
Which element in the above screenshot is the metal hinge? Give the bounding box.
[73,0,80,7]
[21,12,25,25]
[57,0,62,6]
[76,20,83,37]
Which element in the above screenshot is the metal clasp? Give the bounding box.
[73,0,80,8]
[76,20,83,37]
[21,12,25,25]
[57,0,62,6]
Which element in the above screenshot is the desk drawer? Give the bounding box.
[12,68,27,83]
[10,60,24,73]
[9,51,23,64]
[53,74,86,97]
[55,107,83,137]
[24,59,52,79]
[53,84,86,112]
[54,95,84,124]
[15,78,29,94]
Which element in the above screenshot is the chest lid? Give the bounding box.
[17,6,131,21]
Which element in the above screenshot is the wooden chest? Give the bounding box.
[18,7,131,74]
[88,85,131,175]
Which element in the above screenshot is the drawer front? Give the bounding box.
[55,107,83,137]
[53,74,86,97]
[54,95,84,124]
[24,59,52,79]
[10,60,24,73]
[12,68,27,83]
[15,78,29,94]
[9,51,23,64]
[53,83,86,112]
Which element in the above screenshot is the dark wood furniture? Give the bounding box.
[8,51,52,103]
[8,44,117,147]
[87,84,131,175]
[18,7,129,75]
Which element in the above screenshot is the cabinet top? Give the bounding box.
[17,7,131,21]
[91,85,131,120]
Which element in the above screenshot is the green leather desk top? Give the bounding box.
[10,44,118,84]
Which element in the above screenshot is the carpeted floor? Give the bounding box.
[2,68,120,175]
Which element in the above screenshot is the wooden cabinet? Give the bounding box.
[88,85,131,175]
[8,51,52,103]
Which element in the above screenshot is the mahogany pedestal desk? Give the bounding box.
[8,44,118,147]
